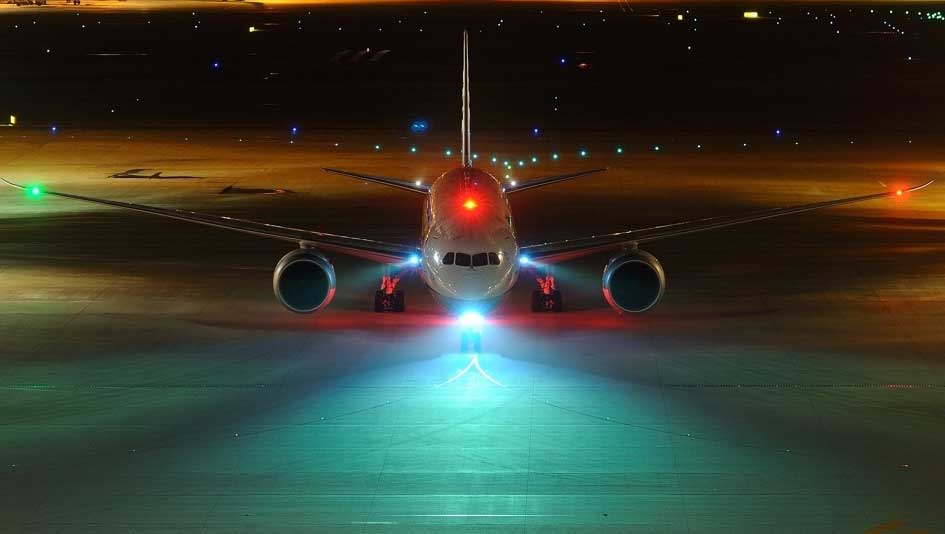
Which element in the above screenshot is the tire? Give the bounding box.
[394,289,405,312]
[552,290,563,312]
[531,290,543,312]
[374,290,385,312]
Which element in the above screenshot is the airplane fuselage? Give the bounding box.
[419,167,519,314]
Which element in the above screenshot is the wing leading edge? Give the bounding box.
[521,180,934,263]
[1,178,419,264]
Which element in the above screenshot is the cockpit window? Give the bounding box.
[488,252,500,265]
[455,253,471,267]
[442,252,454,265]
[472,253,488,267]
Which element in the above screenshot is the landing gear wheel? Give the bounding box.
[374,289,405,312]
[531,289,563,312]
[460,331,483,353]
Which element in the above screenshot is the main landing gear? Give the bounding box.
[374,268,405,312]
[531,271,563,312]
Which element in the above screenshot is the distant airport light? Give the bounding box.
[744,11,759,19]
[491,156,497,163]
[532,127,540,136]
[552,153,559,160]
[559,57,566,65]
[248,26,256,33]
[463,198,478,210]
[414,179,422,186]
[290,126,299,135]
[374,144,381,151]
[8,115,16,126]
[211,61,220,70]
[530,156,538,163]
[517,160,525,167]
[410,120,429,134]
[472,153,479,160]
[579,149,588,157]
[444,148,453,157]
[410,146,417,153]
[616,146,624,154]
[677,14,684,21]
[50,125,57,134]
[775,128,782,136]
[653,145,661,152]
[510,180,517,186]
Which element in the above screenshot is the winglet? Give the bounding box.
[461,30,472,169]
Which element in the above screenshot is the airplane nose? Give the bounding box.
[453,271,494,299]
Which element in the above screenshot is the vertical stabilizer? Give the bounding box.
[461,30,472,168]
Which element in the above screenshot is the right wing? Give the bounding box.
[1,178,418,264]
[322,168,430,194]
[521,180,934,263]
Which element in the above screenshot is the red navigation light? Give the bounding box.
[463,198,478,210]
[896,189,903,196]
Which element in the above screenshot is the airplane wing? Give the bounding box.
[503,168,608,194]
[520,180,934,263]
[322,167,430,194]
[1,178,419,264]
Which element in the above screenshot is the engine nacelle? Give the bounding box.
[602,249,666,313]
[273,249,336,313]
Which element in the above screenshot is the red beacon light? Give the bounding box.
[463,198,478,210]
[896,189,903,196]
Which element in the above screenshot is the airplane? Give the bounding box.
[2,31,932,338]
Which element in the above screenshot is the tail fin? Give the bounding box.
[461,30,471,168]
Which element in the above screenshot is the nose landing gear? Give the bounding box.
[531,272,562,312]
[374,269,405,312]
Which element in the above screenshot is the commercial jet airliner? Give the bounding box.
[2,32,932,327]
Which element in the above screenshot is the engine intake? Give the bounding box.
[273,249,336,313]
[602,249,666,313]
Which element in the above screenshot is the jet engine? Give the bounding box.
[602,249,666,313]
[273,249,336,313]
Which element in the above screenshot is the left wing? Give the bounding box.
[322,168,430,194]
[503,168,607,194]
[521,180,934,263]
[1,178,419,264]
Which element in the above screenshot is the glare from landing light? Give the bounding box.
[27,185,42,198]
[408,254,421,266]
[458,311,484,330]
[519,255,530,265]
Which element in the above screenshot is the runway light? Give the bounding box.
[445,149,453,157]
[27,185,43,198]
[531,156,538,163]
[510,180,517,186]
[533,127,540,136]
[248,26,256,33]
[472,153,479,160]
[410,146,417,153]
[491,156,497,163]
[616,146,623,154]
[653,145,661,152]
[559,57,566,64]
[463,198,478,210]
[414,179,422,186]
[518,160,525,167]
[744,11,759,19]
[458,311,484,330]
[290,126,299,135]
[552,153,559,160]
[519,255,530,265]
[579,149,587,157]
[374,144,381,151]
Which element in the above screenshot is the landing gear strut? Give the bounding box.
[460,330,483,353]
[531,271,562,312]
[374,268,405,312]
